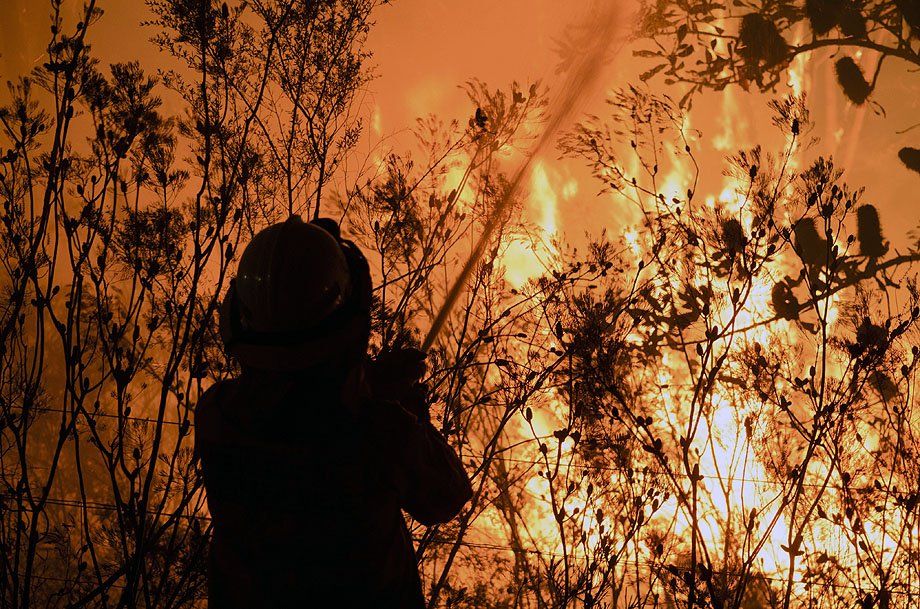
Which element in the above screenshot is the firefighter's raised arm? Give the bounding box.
[365,348,473,526]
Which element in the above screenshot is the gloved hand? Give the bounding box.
[366,348,430,423]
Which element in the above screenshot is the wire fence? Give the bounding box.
[2,405,894,491]
[6,400,920,601]
[3,490,920,599]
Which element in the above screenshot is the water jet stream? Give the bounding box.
[422,1,623,350]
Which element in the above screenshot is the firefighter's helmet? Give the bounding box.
[219,215,371,370]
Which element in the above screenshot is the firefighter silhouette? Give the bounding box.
[196,215,472,608]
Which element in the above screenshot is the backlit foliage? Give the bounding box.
[1,1,919,608]
[633,0,920,173]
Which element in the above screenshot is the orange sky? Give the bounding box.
[366,0,920,251]
[2,0,918,250]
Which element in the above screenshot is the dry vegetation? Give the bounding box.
[1,1,920,608]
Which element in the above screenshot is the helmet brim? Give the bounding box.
[219,288,369,371]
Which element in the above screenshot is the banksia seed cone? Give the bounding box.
[771,283,799,320]
[835,57,871,104]
[856,204,888,257]
[794,218,827,265]
[806,0,839,35]
[721,218,746,254]
[739,14,788,67]
[838,2,867,37]
[899,147,920,174]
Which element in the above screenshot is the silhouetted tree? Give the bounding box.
[0,1,381,607]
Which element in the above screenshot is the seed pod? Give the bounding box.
[871,371,899,401]
[805,0,839,35]
[838,3,867,37]
[856,204,887,257]
[835,57,871,104]
[898,147,920,174]
[794,218,827,265]
[474,107,488,130]
[771,282,799,320]
[738,13,788,67]
[721,218,746,254]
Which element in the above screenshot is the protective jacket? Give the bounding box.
[195,364,472,608]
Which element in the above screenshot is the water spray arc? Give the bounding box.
[421,2,623,351]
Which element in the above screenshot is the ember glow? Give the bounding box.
[2,0,919,607]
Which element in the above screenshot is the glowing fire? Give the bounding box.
[475,45,885,602]
[500,159,565,288]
